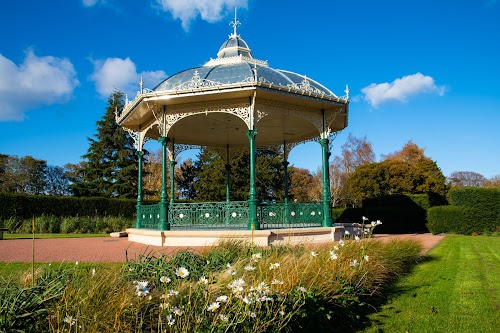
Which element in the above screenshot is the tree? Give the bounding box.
[194,146,285,202]
[383,140,429,164]
[74,90,138,198]
[45,165,70,196]
[329,133,376,207]
[348,142,448,203]
[288,167,315,202]
[485,174,500,188]
[176,158,197,200]
[447,171,487,188]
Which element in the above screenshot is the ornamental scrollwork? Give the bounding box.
[172,70,223,91]
[287,77,328,96]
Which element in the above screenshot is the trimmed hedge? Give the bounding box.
[2,215,134,234]
[427,188,500,235]
[0,194,141,220]
[333,205,427,234]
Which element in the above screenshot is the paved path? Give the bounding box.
[0,233,445,263]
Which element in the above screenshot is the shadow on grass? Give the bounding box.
[347,255,438,333]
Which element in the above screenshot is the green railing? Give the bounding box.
[138,201,324,230]
[169,201,248,229]
[258,202,323,229]
[140,204,161,229]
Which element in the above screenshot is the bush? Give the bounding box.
[0,194,138,220]
[427,205,499,235]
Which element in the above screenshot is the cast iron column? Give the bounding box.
[169,160,176,205]
[247,130,259,230]
[319,138,333,227]
[283,160,290,223]
[159,136,170,230]
[135,150,144,229]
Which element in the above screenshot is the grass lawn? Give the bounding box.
[361,235,500,333]
[3,233,109,239]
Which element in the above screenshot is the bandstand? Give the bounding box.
[117,17,349,246]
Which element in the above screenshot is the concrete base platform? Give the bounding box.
[126,226,345,247]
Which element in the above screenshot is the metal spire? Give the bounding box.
[139,76,144,94]
[229,8,241,37]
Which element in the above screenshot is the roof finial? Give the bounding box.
[345,84,350,100]
[139,76,144,94]
[229,7,241,37]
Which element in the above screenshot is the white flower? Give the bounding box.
[371,221,377,227]
[296,286,307,292]
[364,255,369,262]
[227,263,232,268]
[271,279,284,285]
[172,306,183,316]
[345,230,350,235]
[128,267,134,272]
[251,253,262,262]
[362,216,369,221]
[334,245,339,251]
[247,311,257,318]
[91,268,96,277]
[377,220,382,225]
[228,268,237,275]
[244,265,256,271]
[329,251,338,260]
[207,301,220,312]
[175,267,190,279]
[311,251,318,257]
[75,261,79,266]
[199,276,208,284]
[355,235,360,242]
[279,310,285,316]
[219,314,229,322]
[135,281,150,297]
[216,295,228,303]
[160,276,171,283]
[159,302,169,309]
[339,239,345,246]
[63,316,76,326]
[169,289,179,296]
[269,262,280,270]
[351,259,359,268]
[242,296,253,304]
[166,314,175,326]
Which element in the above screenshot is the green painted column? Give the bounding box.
[319,138,333,227]
[135,150,144,229]
[169,160,176,205]
[158,136,170,230]
[247,130,259,230]
[282,160,289,223]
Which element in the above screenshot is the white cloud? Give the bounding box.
[90,57,166,98]
[361,73,445,107]
[155,0,248,31]
[0,50,79,121]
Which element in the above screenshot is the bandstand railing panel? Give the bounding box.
[169,201,248,230]
[140,204,161,229]
[258,202,323,229]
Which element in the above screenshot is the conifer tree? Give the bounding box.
[73,90,138,198]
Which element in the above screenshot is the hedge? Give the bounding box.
[0,194,148,220]
[332,205,427,234]
[427,188,500,234]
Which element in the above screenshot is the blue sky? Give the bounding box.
[0,0,499,178]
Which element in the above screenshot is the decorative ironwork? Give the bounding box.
[162,99,252,135]
[141,204,161,229]
[169,202,249,230]
[287,76,328,96]
[258,202,323,229]
[172,70,224,91]
[138,201,327,230]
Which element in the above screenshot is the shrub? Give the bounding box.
[427,205,498,235]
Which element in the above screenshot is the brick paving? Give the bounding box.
[0,233,445,263]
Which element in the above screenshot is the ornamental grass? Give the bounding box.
[0,238,422,332]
